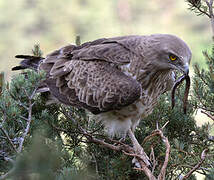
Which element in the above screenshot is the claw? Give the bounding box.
[128,129,151,167]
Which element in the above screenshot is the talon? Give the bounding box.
[128,129,151,167]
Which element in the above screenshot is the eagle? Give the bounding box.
[13,34,191,161]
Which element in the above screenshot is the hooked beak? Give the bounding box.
[182,63,189,76]
[176,62,189,76]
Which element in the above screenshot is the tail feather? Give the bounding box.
[11,66,27,71]
[12,55,44,71]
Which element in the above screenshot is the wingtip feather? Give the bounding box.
[15,55,34,59]
[11,66,26,71]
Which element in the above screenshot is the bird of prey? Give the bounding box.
[13,34,191,164]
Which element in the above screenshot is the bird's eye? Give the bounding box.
[169,54,177,61]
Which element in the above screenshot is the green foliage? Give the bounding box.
[192,46,214,112]
[32,44,43,57]
[2,66,205,179]
[186,0,208,16]
[191,46,214,179]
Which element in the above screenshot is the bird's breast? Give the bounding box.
[96,70,175,136]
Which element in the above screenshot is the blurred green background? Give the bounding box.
[0,0,211,81]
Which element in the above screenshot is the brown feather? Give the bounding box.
[14,34,192,136]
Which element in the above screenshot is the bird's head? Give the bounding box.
[148,34,192,76]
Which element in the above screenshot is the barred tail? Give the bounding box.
[12,55,54,103]
[12,55,44,71]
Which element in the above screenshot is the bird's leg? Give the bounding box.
[128,129,151,167]
[113,135,126,146]
[118,133,127,143]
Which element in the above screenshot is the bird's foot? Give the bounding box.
[128,129,151,167]
[132,143,151,167]
[112,134,127,146]
[118,136,126,143]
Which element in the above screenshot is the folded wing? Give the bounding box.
[40,36,143,114]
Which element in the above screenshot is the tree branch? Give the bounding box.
[188,0,211,17]
[0,113,18,153]
[17,88,37,153]
[201,110,214,121]
[124,124,171,180]
[157,130,170,180]
[181,149,209,179]
[204,0,214,38]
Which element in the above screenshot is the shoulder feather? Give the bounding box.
[38,36,145,113]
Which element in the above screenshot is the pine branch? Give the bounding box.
[181,149,209,179]
[187,0,214,38]
[0,111,18,153]
[157,130,170,180]
[187,0,211,17]
[57,107,173,179]
[17,90,36,153]
[0,127,18,154]
[204,0,214,38]
[201,110,214,121]
[75,35,81,46]
[32,44,43,57]
[123,122,171,180]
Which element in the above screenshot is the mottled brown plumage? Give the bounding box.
[13,34,192,137]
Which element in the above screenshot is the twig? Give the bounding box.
[171,163,208,176]
[195,64,210,87]
[197,105,214,113]
[15,101,29,110]
[189,0,211,17]
[17,103,33,153]
[17,87,37,153]
[0,126,18,153]
[19,115,28,121]
[150,147,157,174]
[204,0,214,38]
[143,121,169,145]
[194,88,214,112]
[201,110,214,121]
[0,113,18,153]
[181,149,208,179]
[142,130,161,145]
[122,150,148,162]
[176,147,196,156]
[157,130,170,180]
[86,132,132,152]
[161,121,169,130]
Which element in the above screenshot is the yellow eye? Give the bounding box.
[169,54,177,61]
